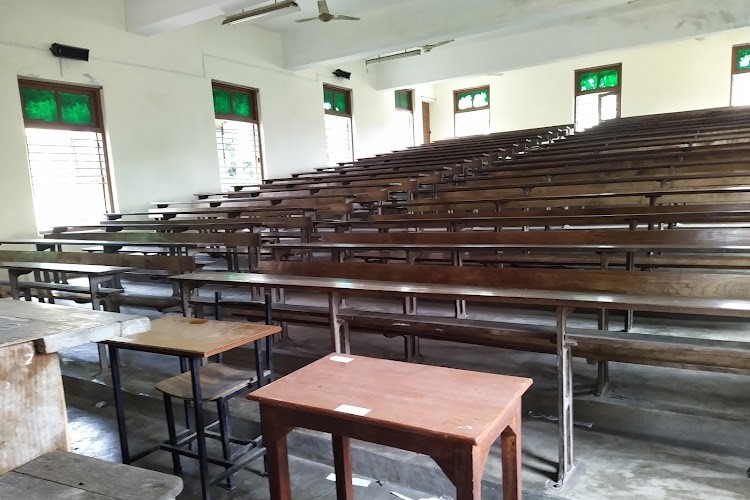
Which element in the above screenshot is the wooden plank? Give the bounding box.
[0,471,106,499]
[13,451,182,499]
[0,342,66,474]
[0,300,150,354]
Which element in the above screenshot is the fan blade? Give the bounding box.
[295,16,319,23]
[318,0,330,15]
[332,15,361,21]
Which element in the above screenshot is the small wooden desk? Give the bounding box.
[248,354,532,499]
[0,300,149,474]
[102,317,281,500]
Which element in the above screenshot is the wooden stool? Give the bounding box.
[156,363,269,488]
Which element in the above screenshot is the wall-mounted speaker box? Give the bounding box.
[49,43,89,61]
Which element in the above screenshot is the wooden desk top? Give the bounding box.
[0,300,149,353]
[268,242,750,253]
[0,261,135,275]
[169,271,750,319]
[0,239,202,249]
[248,354,532,444]
[103,317,280,357]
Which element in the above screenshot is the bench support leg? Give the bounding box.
[329,293,350,354]
[555,307,576,488]
[596,361,610,397]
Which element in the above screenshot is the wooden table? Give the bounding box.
[248,354,532,499]
[102,316,281,500]
[0,300,149,474]
[0,261,134,309]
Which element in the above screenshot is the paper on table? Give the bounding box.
[334,404,371,416]
[325,473,371,487]
[330,355,354,363]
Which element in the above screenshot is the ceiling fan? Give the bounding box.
[296,0,360,23]
[422,39,454,53]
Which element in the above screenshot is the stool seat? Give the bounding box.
[155,363,270,401]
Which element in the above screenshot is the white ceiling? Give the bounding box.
[123,0,750,88]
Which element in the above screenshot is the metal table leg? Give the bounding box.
[189,356,211,500]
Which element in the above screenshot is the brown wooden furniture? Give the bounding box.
[248,354,532,500]
[0,450,182,499]
[102,317,281,500]
[170,262,750,485]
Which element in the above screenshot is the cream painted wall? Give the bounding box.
[0,0,412,237]
[429,29,750,140]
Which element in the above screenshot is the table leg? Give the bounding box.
[501,404,523,500]
[260,405,292,500]
[8,271,20,300]
[451,445,483,500]
[332,435,354,499]
[108,346,131,464]
[189,357,211,500]
[555,307,575,486]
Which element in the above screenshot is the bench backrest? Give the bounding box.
[45,231,261,247]
[321,228,750,246]
[0,250,196,273]
[257,261,750,300]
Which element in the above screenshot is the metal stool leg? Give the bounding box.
[217,397,233,489]
[163,393,182,474]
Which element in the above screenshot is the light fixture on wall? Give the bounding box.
[222,1,301,25]
[365,49,422,66]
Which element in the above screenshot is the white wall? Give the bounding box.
[0,0,411,238]
[428,29,750,140]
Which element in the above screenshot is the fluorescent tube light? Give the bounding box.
[365,49,422,66]
[222,1,301,25]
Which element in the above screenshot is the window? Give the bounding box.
[394,89,414,149]
[212,82,263,191]
[731,44,750,106]
[18,79,113,232]
[323,85,353,166]
[453,86,490,137]
[574,64,621,131]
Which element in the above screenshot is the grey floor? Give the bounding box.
[54,279,750,500]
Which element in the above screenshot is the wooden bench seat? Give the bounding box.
[0,451,182,500]
[190,296,329,326]
[337,311,750,372]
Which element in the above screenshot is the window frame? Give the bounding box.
[212,80,265,185]
[453,85,490,114]
[395,89,413,112]
[18,78,105,132]
[212,81,260,124]
[18,78,114,214]
[323,84,353,118]
[573,63,622,126]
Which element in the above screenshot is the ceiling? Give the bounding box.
[124,0,750,88]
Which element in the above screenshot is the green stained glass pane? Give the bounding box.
[457,92,474,110]
[22,87,58,122]
[395,90,410,110]
[213,88,231,115]
[333,91,348,113]
[579,72,599,92]
[473,90,489,107]
[59,92,93,125]
[737,48,750,70]
[323,89,334,111]
[231,92,251,118]
[598,69,619,89]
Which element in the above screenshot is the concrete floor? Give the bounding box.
[53,276,750,499]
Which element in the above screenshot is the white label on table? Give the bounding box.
[334,404,371,416]
[325,473,371,487]
[330,355,354,363]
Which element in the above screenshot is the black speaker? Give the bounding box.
[50,43,89,61]
[332,69,351,79]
